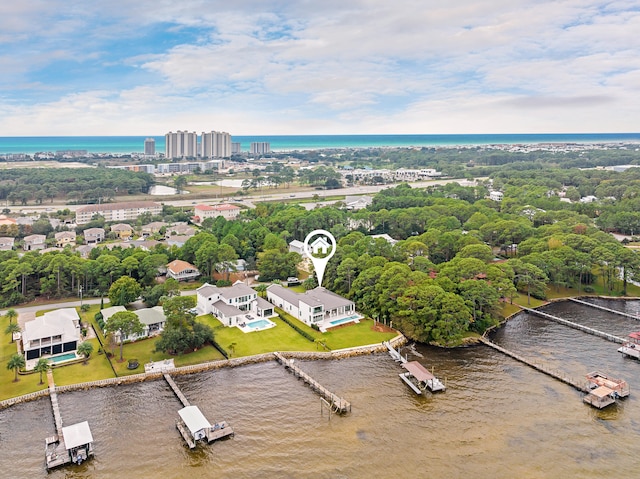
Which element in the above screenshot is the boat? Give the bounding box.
[618,331,640,360]
[399,361,446,394]
[585,371,629,398]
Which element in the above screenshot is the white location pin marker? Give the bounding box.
[303,229,336,288]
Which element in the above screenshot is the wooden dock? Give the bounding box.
[163,374,233,448]
[479,337,588,393]
[569,298,640,321]
[273,352,351,414]
[163,374,190,407]
[384,341,407,363]
[519,306,626,344]
[45,370,70,469]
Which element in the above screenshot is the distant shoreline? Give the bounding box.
[1,133,640,155]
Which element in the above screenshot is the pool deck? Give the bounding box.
[237,318,277,333]
[319,315,362,333]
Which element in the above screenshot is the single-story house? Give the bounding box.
[23,234,46,251]
[21,308,81,360]
[344,195,373,210]
[196,282,274,327]
[166,260,201,281]
[55,231,76,248]
[166,223,196,238]
[101,305,166,341]
[84,227,105,244]
[266,285,358,329]
[0,237,14,250]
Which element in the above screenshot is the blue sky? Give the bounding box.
[1,0,639,135]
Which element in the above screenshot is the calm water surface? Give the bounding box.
[1,301,639,478]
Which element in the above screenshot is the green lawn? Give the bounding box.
[199,311,398,358]
[0,324,49,400]
[199,314,317,356]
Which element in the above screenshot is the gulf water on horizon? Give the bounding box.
[1,133,640,155]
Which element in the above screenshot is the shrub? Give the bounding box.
[583,286,595,293]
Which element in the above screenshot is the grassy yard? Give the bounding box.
[199,314,317,356]
[0,324,49,401]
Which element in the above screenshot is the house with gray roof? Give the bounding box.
[0,237,14,250]
[266,285,359,331]
[196,282,274,327]
[101,305,166,341]
[84,227,105,244]
[23,234,46,251]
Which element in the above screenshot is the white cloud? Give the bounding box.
[1,0,640,134]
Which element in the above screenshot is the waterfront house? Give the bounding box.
[101,305,166,340]
[266,285,358,330]
[83,227,105,244]
[166,259,200,281]
[55,231,76,248]
[21,308,81,360]
[23,234,46,251]
[196,282,274,327]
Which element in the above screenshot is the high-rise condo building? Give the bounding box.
[165,131,197,159]
[201,131,232,158]
[250,142,271,155]
[144,138,156,156]
[232,142,242,154]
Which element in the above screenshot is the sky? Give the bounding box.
[1,0,639,136]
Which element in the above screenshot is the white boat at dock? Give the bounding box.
[618,331,640,360]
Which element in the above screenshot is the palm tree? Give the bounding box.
[77,342,94,365]
[228,342,236,358]
[7,353,25,382]
[5,308,17,324]
[34,358,50,385]
[254,283,267,298]
[4,323,21,343]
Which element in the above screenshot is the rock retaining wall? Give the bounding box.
[0,334,406,410]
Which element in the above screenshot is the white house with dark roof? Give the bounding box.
[22,308,81,361]
[266,285,360,331]
[196,282,274,327]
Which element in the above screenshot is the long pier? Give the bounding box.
[164,373,190,407]
[519,306,626,344]
[273,352,351,414]
[479,337,588,393]
[45,370,70,469]
[568,298,640,321]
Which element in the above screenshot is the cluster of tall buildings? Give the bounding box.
[165,131,231,159]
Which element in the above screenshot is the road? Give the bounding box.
[15,177,484,214]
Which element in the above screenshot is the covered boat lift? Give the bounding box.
[583,386,617,409]
[400,361,445,394]
[176,405,233,449]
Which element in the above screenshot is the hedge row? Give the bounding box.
[277,313,316,343]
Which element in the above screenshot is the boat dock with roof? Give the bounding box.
[400,361,446,393]
[384,341,445,394]
[586,371,629,398]
[618,331,640,359]
[45,371,94,470]
[163,373,234,448]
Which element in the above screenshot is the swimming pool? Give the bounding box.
[245,319,276,331]
[330,315,360,326]
[49,352,77,363]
